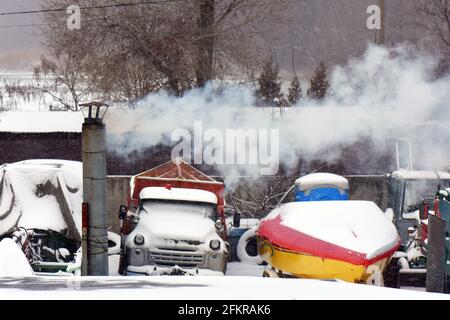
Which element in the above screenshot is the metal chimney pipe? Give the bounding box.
[81,102,109,276]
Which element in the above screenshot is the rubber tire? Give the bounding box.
[383,258,400,288]
[237,226,262,264]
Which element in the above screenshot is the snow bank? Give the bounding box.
[0,238,33,277]
[0,275,447,300]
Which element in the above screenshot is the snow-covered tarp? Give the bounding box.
[0,160,82,240]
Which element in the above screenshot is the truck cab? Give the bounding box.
[123,186,227,275]
[385,170,450,289]
[388,170,450,244]
[119,160,228,276]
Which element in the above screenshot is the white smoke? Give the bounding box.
[105,44,450,185]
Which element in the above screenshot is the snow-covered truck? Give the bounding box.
[384,170,450,288]
[118,160,228,276]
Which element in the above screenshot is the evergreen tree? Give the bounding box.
[256,56,283,106]
[287,74,302,105]
[307,62,329,100]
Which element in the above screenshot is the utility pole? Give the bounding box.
[81,102,110,276]
[375,0,386,45]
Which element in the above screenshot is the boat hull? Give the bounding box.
[256,201,400,283]
[258,238,390,283]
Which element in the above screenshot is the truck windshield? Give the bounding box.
[403,179,450,218]
[141,200,217,220]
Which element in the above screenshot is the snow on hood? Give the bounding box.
[133,211,217,243]
[0,238,34,277]
[0,160,82,240]
[263,200,400,259]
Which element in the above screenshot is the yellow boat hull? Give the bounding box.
[259,240,389,283]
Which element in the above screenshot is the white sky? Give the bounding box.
[0,0,428,72]
[0,1,43,70]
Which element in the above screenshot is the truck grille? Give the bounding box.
[149,250,204,267]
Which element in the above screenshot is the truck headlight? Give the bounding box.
[215,219,224,232]
[134,234,145,245]
[210,239,221,250]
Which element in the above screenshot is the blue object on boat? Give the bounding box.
[295,187,349,201]
[294,173,349,202]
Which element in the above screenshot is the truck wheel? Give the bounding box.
[237,227,262,264]
[118,250,126,276]
[107,232,121,255]
[222,255,228,275]
[383,258,400,288]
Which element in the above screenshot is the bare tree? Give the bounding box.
[226,176,295,218]
[38,0,296,101]
[33,54,89,111]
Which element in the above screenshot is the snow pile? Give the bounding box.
[0,160,82,240]
[125,200,225,255]
[132,210,217,243]
[0,275,447,300]
[0,238,33,277]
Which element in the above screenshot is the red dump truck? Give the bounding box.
[118,160,228,275]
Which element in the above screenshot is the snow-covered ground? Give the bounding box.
[1,252,442,300]
[0,272,446,300]
[0,226,442,300]
[0,255,413,300]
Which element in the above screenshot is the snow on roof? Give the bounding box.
[0,160,82,240]
[391,170,450,180]
[295,173,349,191]
[11,159,81,168]
[265,200,399,259]
[139,187,218,204]
[0,111,83,133]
